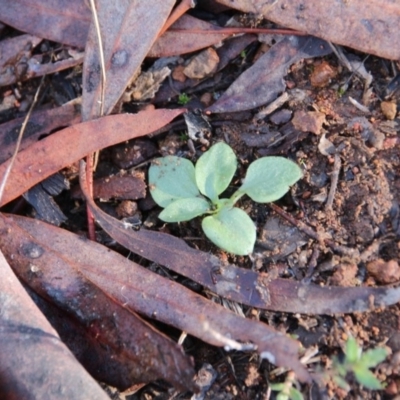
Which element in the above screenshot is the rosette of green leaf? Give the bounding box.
[195,142,237,203]
[360,348,388,369]
[353,367,384,390]
[149,156,200,207]
[347,339,388,389]
[334,337,388,390]
[234,157,303,203]
[344,336,361,364]
[202,206,256,255]
[159,197,211,222]
[269,382,304,400]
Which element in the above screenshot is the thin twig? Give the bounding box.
[325,153,341,211]
[170,27,307,36]
[88,0,106,117]
[0,76,45,204]
[85,0,107,240]
[254,92,290,121]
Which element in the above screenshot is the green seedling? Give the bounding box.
[177,92,190,105]
[269,373,304,400]
[330,337,388,391]
[149,142,302,255]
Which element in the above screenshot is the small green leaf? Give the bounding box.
[178,92,190,105]
[202,206,256,255]
[149,156,200,207]
[345,337,360,364]
[360,348,388,368]
[276,393,289,400]
[353,367,383,390]
[195,142,237,202]
[159,197,210,222]
[332,375,350,391]
[269,383,285,391]
[239,157,302,203]
[334,361,347,377]
[289,387,304,400]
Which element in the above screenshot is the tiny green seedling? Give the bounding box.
[149,142,302,255]
[177,92,190,105]
[330,337,388,391]
[269,372,304,400]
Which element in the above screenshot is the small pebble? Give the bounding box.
[116,200,137,218]
[381,101,397,120]
[310,61,336,88]
[366,259,400,284]
[368,129,385,150]
[292,110,326,135]
[172,65,187,82]
[184,48,219,79]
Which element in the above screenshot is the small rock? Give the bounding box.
[367,259,400,284]
[184,48,219,79]
[329,263,358,286]
[381,101,397,120]
[269,109,292,125]
[172,64,187,82]
[368,129,385,150]
[292,110,326,135]
[116,200,137,218]
[310,61,336,88]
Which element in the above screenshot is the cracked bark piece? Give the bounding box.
[127,67,171,101]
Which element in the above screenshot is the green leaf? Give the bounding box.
[353,367,383,390]
[239,157,303,203]
[202,206,256,255]
[360,348,388,368]
[269,383,285,391]
[332,375,350,391]
[345,337,360,364]
[334,361,347,377]
[195,142,237,202]
[159,197,210,222]
[149,156,200,207]
[289,387,304,400]
[276,393,289,400]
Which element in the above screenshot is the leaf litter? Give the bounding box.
[0,249,109,399]
[0,0,400,398]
